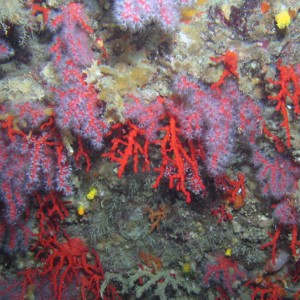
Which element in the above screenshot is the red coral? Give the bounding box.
[104,73,264,202]
[105,115,206,203]
[216,173,246,210]
[34,192,69,237]
[35,235,105,300]
[15,237,118,300]
[31,3,51,24]
[103,121,150,178]
[203,255,247,295]
[104,96,206,203]
[54,61,109,149]
[152,115,205,203]
[273,199,300,226]
[245,277,286,300]
[46,3,109,149]
[262,123,285,153]
[26,192,119,300]
[253,151,299,199]
[48,3,93,66]
[113,0,196,31]
[260,225,282,265]
[0,115,72,226]
[261,224,300,264]
[267,60,300,148]
[210,50,239,91]
[75,136,92,173]
[1,115,26,141]
[211,204,233,224]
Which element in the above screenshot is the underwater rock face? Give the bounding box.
[0,0,299,299]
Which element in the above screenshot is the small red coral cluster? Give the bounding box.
[0,192,120,300]
[203,255,247,295]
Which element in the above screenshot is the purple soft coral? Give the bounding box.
[113,0,196,31]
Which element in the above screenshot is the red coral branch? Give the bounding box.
[260,225,282,264]
[203,255,247,295]
[246,278,286,300]
[1,115,26,141]
[103,121,150,177]
[153,115,205,203]
[210,50,239,91]
[267,60,300,148]
[290,225,300,258]
[31,3,51,24]
[262,122,285,153]
[75,136,92,172]
[211,204,233,224]
[260,224,300,264]
[216,173,246,210]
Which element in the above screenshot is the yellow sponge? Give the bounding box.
[275,10,291,29]
[77,205,85,216]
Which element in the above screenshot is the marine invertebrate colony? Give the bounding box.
[48,2,109,149]
[105,74,263,202]
[203,255,247,295]
[34,235,106,300]
[113,0,196,30]
[0,114,72,224]
[267,60,300,148]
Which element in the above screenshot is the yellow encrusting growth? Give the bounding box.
[225,248,232,257]
[77,205,85,216]
[87,187,97,200]
[275,10,291,29]
[182,262,191,274]
[181,0,206,22]
[181,7,198,21]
